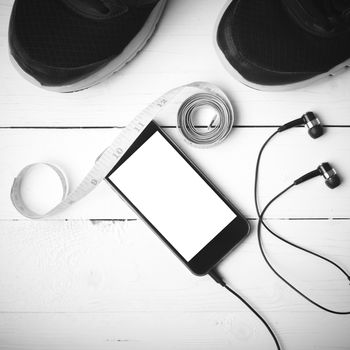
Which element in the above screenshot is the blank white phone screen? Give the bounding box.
[108,131,236,261]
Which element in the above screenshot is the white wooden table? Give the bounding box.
[1,1,350,349]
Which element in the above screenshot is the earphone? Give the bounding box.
[277,111,323,138]
[293,161,341,189]
[211,112,348,350]
[255,112,350,317]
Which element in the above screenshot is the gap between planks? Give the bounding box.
[0,125,349,129]
[2,218,350,222]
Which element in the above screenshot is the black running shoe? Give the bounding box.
[215,0,350,90]
[9,0,167,92]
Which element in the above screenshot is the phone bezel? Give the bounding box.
[106,121,250,275]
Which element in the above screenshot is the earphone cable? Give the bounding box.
[255,130,349,281]
[255,130,350,314]
[254,130,279,215]
[258,184,350,315]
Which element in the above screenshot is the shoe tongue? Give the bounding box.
[303,0,350,15]
[123,0,159,5]
[284,0,350,36]
[332,0,350,14]
[61,0,129,19]
[333,0,350,24]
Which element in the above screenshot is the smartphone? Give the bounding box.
[106,121,250,275]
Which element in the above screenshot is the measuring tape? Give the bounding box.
[10,82,234,219]
[178,92,233,147]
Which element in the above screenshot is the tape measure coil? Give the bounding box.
[11,82,235,219]
[177,92,234,147]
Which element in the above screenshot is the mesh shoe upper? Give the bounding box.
[282,0,350,37]
[9,0,159,86]
[217,0,350,86]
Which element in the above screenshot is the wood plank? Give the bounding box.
[0,219,350,349]
[0,311,349,350]
[0,127,349,219]
[0,220,349,313]
[1,0,350,127]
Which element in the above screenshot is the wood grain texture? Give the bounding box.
[1,0,350,349]
[1,311,350,350]
[0,220,350,350]
[1,220,350,312]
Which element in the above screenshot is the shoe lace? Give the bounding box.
[321,0,350,28]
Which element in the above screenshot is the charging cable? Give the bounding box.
[209,269,282,350]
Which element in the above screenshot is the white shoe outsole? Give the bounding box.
[213,0,350,91]
[10,0,167,93]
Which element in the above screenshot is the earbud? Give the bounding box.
[278,112,323,139]
[303,112,323,139]
[294,162,341,188]
[319,162,341,189]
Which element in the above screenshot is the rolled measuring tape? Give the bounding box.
[177,92,233,148]
[11,82,234,219]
